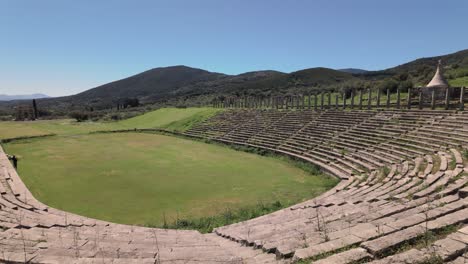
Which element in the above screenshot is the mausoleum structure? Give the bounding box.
[422,60,452,101]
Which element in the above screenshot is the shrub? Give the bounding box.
[69,112,89,122]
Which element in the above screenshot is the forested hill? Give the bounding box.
[1,49,468,117]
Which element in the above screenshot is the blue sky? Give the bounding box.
[1,0,467,97]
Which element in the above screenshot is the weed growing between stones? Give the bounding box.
[146,201,287,233]
[14,211,27,263]
[415,255,444,264]
[151,228,161,263]
[423,197,435,248]
[375,224,460,259]
[315,207,330,242]
[449,153,457,170]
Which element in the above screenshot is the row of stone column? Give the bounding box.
[212,87,466,111]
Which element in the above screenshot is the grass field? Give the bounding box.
[449,76,468,87]
[0,107,220,140]
[4,133,338,227]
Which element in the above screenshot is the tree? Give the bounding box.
[379,79,399,93]
[70,112,89,122]
[32,99,38,120]
[398,80,414,92]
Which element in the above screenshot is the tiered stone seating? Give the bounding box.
[247,110,320,150]
[2,108,468,263]
[186,109,468,263]
[184,109,258,140]
[221,110,287,146]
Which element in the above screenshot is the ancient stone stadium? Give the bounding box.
[1,74,468,263]
[4,0,468,262]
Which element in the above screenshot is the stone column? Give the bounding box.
[335,94,339,109]
[327,93,331,109]
[342,92,346,110]
[308,93,311,110]
[445,87,450,110]
[350,90,355,109]
[320,93,324,110]
[358,89,363,110]
[460,87,465,111]
[367,89,372,110]
[418,90,423,110]
[314,94,318,111]
[407,88,412,109]
[386,89,390,109]
[286,96,289,109]
[396,88,401,109]
[376,88,381,108]
[431,90,436,110]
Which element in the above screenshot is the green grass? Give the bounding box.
[117,107,221,130]
[4,133,338,227]
[0,107,221,140]
[449,76,468,87]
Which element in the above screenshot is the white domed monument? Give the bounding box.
[426,59,449,89]
[421,60,452,107]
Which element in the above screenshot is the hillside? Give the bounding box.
[338,68,369,74]
[1,49,468,118]
[359,49,468,86]
[0,66,354,116]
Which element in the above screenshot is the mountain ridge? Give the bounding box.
[1,49,468,117]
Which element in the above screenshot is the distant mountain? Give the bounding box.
[338,68,369,74]
[0,93,50,101]
[15,66,353,113]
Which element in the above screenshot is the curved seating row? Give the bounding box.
[0,108,467,263]
[185,109,468,263]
